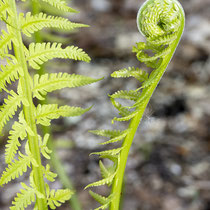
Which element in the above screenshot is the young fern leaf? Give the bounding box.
[20,12,88,37]
[10,182,36,210]
[36,104,92,126]
[40,0,79,13]
[0,152,31,186]
[0,90,24,133]
[0,27,17,54]
[25,42,90,69]
[5,112,30,164]
[87,0,185,209]
[0,59,23,91]
[32,73,102,100]
[46,185,73,209]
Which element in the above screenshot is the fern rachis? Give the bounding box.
[86,0,185,209]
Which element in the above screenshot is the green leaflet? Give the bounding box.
[36,104,92,125]
[0,90,24,133]
[40,0,78,13]
[0,152,31,186]
[20,12,88,37]
[0,27,17,54]
[46,184,73,209]
[32,73,102,100]
[5,112,32,164]
[25,42,91,69]
[10,182,36,210]
[0,59,23,91]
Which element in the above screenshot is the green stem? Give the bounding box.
[110,7,185,209]
[30,1,82,210]
[10,0,47,209]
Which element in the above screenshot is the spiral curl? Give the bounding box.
[137,0,182,38]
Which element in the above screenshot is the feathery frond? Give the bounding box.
[36,104,91,126]
[46,186,73,209]
[0,59,23,91]
[32,73,101,100]
[0,90,24,133]
[40,0,78,13]
[20,12,88,37]
[5,112,30,164]
[25,42,90,69]
[0,153,31,186]
[10,182,35,210]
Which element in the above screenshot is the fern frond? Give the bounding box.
[0,27,17,54]
[0,59,23,91]
[39,134,52,159]
[36,104,91,125]
[20,12,88,37]
[110,90,141,101]
[90,148,122,157]
[89,191,114,210]
[25,42,90,69]
[0,152,31,186]
[89,190,108,205]
[0,90,23,133]
[111,67,148,82]
[90,129,129,145]
[43,164,57,182]
[40,0,78,13]
[85,173,116,189]
[47,188,73,209]
[112,109,138,123]
[10,182,35,210]
[32,73,101,100]
[90,129,124,138]
[0,0,12,19]
[5,112,29,164]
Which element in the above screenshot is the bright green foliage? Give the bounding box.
[10,182,36,210]
[32,73,101,100]
[36,104,92,126]
[0,152,31,186]
[87,0,185,209]
[0,0,99,209]
[40,0,78,13]
[0,58,23,91]
[0,89,24,133]
[46,184,73,209]
[20,12,88,37]
[25,42,90,69]
[5,112,32,164]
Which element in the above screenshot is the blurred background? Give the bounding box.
[1,0,210,209]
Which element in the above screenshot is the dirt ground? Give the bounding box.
[1,0,210,209]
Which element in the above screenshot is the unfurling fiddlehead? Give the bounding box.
[86,0,185,209]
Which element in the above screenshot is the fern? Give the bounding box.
[40,0,78,13]
[0,89,24,133]
[36,104,92,126]
[0,0,100,209]
[25,42,90,69]
[10,182,36,210]
[0,152,31,186]
[46,184,73,209]
[32,73,102,100]
[0,58,23,91]
[86,0,185,209]
[20,12,88,37]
